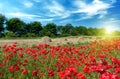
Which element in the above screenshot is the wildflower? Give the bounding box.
[22,69,28,74]
[83,66,90,73]
[76,72,86,79]
[48,69,54,77]
[15,65,20,71]
[0,72,4,76]
[8,66,14,72]
[32,70,38,76]
[99,54,106,59]
[19,53,23,58]
[59,71,65,79]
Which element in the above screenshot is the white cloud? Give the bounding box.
[37,18,53,22]
[73,0,115,20]
[59,19,72,24]
[103,18,120,24]
[7,12,41,19]
[98,18,120,30]
[6,12,54,22]
[22,0,33,8]
[98,11,107,19]
[45,1,70,19]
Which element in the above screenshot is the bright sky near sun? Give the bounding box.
[0,0,120,30]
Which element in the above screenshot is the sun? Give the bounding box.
[105,26,117,34]
[106,27,114,34]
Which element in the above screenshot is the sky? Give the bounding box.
[0,0,120,30]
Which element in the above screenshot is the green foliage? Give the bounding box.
[57,24,74,36]
[0,14,6,36]
[42,23,57,37]
[71,26,88,36]
[57,25,63,34]
[6,18,26,36]
[97,28,106,36]
[112,30,120,35]
[62,23,74,35]
[22,33,36,37]
[5,32,15,38]
[24,21,42,35]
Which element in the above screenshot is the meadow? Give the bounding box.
[0,38,120,79]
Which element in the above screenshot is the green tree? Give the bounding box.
[97,28,106,36]
[71,26,80,36]
[111,30,120,36]
[0,14,6,36]
[25,21,42,35]
[72,26,88,36]
[62,23,74,35]
[5,32,15,38]
[6,18,26,36]
[42,23,57,37]
[78,26,88,35]
[87,28,97,36]
[57,25,64,34]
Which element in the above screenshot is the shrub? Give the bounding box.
[4,32,15,38]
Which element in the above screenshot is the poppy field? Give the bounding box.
[0,38,120,79]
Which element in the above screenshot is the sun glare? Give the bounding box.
[105,26,117,34]
[106,27,114,34]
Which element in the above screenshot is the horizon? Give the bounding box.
[0,0,120,30]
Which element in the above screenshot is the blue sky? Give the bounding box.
[0,0,120,30]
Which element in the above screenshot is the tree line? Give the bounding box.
[0,14,120,38]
